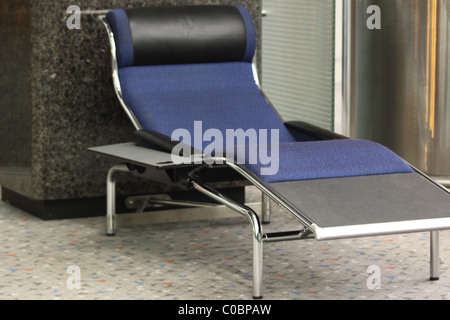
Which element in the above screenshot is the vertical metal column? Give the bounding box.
[191,180,264,299]
[106,164,130,236]
[430,230,440,280]
[261,193,271,224]
[345,0,450,186]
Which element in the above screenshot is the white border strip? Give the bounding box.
[312,217,450,241]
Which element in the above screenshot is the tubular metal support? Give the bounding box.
[190,179,264,299]
[411,165,450,196]
[261,193,271,224]
[99,16,142,131]
[430,231,440,280]
[106,164,130,235]
[263,229,313,243]
[221,161,314,231]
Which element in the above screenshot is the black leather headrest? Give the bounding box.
[106,5,255,67]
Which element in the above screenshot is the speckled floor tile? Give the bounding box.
[1,187,450,300]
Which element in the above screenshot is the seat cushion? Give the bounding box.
[241,139,414,183]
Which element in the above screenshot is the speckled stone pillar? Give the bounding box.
[0,0,262,219]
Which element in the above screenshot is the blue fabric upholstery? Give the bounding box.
[234,6,257,62]
[107,5,414,184]
[243,139,414,183]
[119,62,297,150]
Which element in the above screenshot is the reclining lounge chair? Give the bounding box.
[90,5,450,299]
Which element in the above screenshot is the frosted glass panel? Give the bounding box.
[261,0,335,130]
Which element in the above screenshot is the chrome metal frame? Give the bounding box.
[191,179,264,298]
[104,153,448,297]
[97,12,450,299]
[104,159,313,299]
[261,193,271,224]
[219,157,449,292]
[99,16,142,131]
[220,160,314,230]
[431,176,450,188]
[430,231,440,280]
[100,14,275,229]
[106,164,130,235]
[220,158,450,239]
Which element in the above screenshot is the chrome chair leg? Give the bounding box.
[261,193,271,224]
[430,230,440,280]
[252,231,263,299]
[191,180,264,299]
[106,164,130,236]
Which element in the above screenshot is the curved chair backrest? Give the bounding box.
[105,5,297,150]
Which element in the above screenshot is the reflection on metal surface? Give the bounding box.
[431,176,450,187]
[345,0,450,179]
[99,16,143,131]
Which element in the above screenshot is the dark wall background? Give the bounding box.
[0,0,262,202]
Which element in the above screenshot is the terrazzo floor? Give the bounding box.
[1,187,450,300]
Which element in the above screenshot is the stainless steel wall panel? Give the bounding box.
[346,0,450,181]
